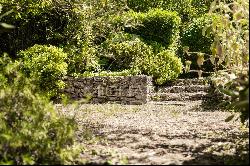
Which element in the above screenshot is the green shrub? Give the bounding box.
[99,33,153,71]
[0,87,77,165]
[127,0,213,23]
[0,0,101,59]
[122,9,181,49]
[64,44,100,75]
[0,0,129,53]
[18,44,68,98]
[0,54,78,165]
[139,50,183,84]
[99,32,182,84]
[0,0,127,75]
[211,71,249,124]
[182,14,216,54]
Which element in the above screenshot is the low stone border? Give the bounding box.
[62,75,153,105]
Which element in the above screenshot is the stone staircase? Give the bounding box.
[150,78,216,103]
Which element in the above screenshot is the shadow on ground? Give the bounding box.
[183,131,249,165]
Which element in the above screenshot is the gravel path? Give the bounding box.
[57,101,249,165]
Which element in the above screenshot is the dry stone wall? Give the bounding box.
[62,75,153,105]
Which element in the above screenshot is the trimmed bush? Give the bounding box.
[18,44,68,98]
[123,9,181,49]
[99,33,153,71]
[127,0,213,22]
[139,50,183,85]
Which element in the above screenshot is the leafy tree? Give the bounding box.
[208,0,249,123]
[184,0,249,123]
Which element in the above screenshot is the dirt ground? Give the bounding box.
[57,101,249,165]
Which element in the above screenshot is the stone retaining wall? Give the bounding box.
[62,75,153,104]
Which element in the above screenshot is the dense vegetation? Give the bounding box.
[0,54,79,164]
[0,0,214,85]
[0,0,248,164]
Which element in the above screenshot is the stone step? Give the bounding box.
[149,100,203,106]
[155,85,211,93]
[151,92,209,101]
[164,78,211,86]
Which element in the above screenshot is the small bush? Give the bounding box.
[0,87,77,165]
[0,54,78,165]
[139,50,183,85]
[18,44,68,98]
[64,44,100,75]
[99,33,153,71]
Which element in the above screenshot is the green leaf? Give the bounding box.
[0,23,15,29]
[1,134,12,140]
[0,9,13,20]
[225,115,235,122]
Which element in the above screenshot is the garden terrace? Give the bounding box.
[62,76,226,105]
